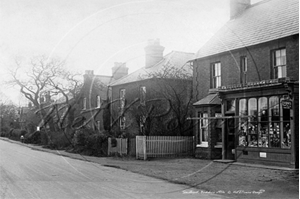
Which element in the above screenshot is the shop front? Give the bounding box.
[218,79,298,168]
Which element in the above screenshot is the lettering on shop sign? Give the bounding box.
[281,100,292,109]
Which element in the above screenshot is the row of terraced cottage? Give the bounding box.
[80,0,299,168]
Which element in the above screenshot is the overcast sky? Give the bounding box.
[0,0,261,105]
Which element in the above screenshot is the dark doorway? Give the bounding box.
[225,114,235,160]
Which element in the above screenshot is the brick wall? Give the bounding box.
[110,78,193,136]
[80,74,108,130]
[193,35,299,102]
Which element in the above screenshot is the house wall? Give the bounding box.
[193,35,299,102]
[110,78,193,136]
[80,74,108,131]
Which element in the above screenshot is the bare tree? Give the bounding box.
[7,55,82,132]
[7,55,64,108]
[140,64,194,136]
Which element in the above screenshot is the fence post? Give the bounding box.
[108,137,111,156]
[192,136,195,155]
[143,136,147,160]
[136,137,138,159]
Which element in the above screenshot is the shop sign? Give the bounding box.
[219,79,280,91]
[281,100,292,109]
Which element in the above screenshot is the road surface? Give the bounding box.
[0,139,224,199]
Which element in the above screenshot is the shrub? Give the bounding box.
[47,131,72,150]
[7,129,27,141]
[0,126,10,137]
[71,128,108,157]
[25,131,41,144]
[84,133,108,156]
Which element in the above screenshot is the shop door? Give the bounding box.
[225,114,235,160]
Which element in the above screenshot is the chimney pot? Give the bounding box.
[85,70,94,75]
[112,62,128,80]
[144,39,164,68]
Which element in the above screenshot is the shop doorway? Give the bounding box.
[225,114,236,160]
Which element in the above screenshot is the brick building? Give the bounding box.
[109,39,195,137]
[80,65,128,131]
[191,0,299,168]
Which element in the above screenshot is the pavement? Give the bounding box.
[1,137,299,199]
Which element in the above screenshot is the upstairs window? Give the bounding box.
[83,97,87,110]
[211,62,221,88]
[120,89,126,112]
[96,95,101,108]
[273,48,286,79]
[240,56,247,85]
[140,86,146,106]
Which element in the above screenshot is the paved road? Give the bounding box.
[0,139,224,199]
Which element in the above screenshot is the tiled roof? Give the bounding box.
[110,51,195,86]
[195,0,299,60]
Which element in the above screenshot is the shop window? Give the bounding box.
[226,99,235,112]
[258,97,268,147]
[238,96,291,149]
[240,56,247,85]
[211,62,221,89]
[197,112,208,147]
[140,86,146,106]
[248,98,258,147]
[281,97,291,148]
[273,48,286,79]
[269,96,280,147]
[238,99,248,146]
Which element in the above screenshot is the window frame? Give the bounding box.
[120,89,126,111]
[96,95,101,108]
[272,48,287,79]
[238,95,291,149]
[197,112,209,147]
[140,86,146,106]
[215,113,223,147]
[240,56,247,85]
[83,97,87,110]
[211,62,221,89]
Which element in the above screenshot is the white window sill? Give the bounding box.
[214,145,222,148]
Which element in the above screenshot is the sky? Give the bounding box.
[0,0,261,106]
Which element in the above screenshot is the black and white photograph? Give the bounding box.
[0,0,299,198]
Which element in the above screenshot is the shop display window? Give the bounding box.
[238,99,248,146]
[238,95,291,149]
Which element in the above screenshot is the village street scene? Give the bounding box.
[0,0,299,198]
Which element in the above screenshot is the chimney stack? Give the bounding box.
[85,70,94,75]
[144,39,164,68]
[230,0,251,19]
[112,62,128,80]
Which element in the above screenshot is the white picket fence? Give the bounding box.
[136,136,195,160]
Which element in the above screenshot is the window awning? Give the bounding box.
[193,93,221,106]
